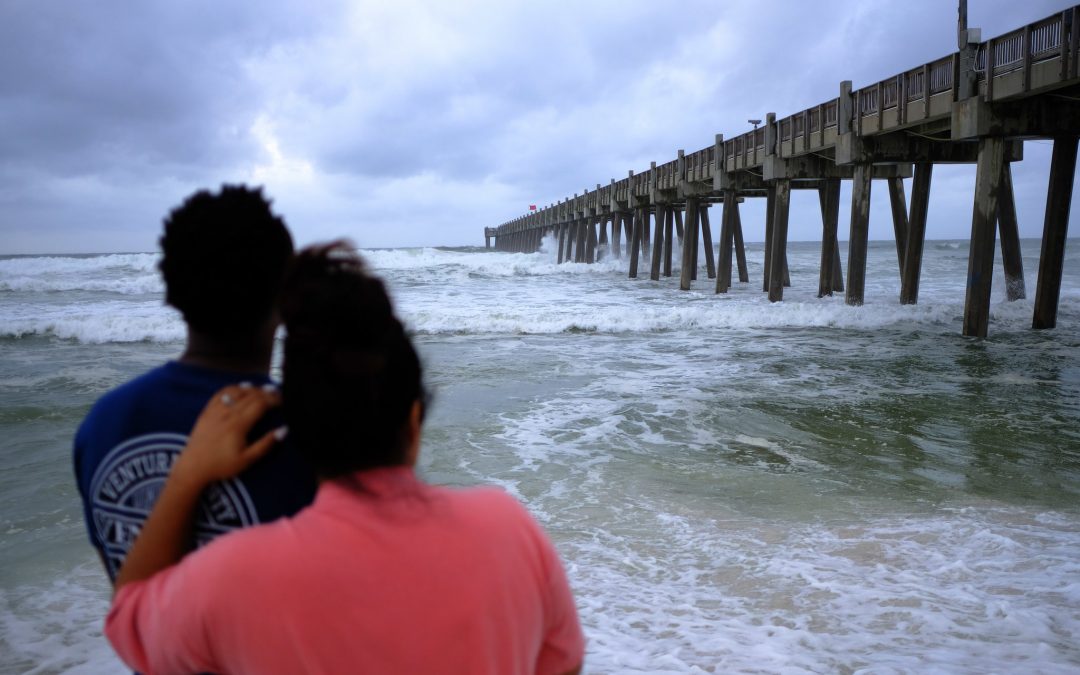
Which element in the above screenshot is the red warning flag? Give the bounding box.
[529,204,537,211]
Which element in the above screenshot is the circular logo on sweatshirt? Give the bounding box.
[88,433,258,579]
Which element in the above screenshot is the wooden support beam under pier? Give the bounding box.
[612,213,623,258]
[598,215,609,259]
[887,177,909,278]
[680,199,700,291]
[818,178,842,298]
[963,136,1006,338]
[768,180,792,302]
[690,204,700,282]
[663,206,674,277]
[586,218,597,264]
[762,187,791,293]
[997,164,1026,300]
[733,203,749,284]
[763,186,774,293]
[1033,135,1079,329]
[650,206,664,281]
[700,205,716,280]
[576,218,587,263]
[641,211,652,261]
[846,163,873,306]
[716,190,737,294]
[629,208,643,279]
[901,163,933,305]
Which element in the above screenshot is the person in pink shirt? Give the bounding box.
[105,243,585,675]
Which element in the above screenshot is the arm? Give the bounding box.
[113,384,282,594]
[531,516,586,675]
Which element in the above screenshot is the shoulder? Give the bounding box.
[106,520,297,673]
[76,362,261,451]
[76,364,209,447]
[74,364,187,482]
[74,364,175,486]
[436,484,554,552]
[443,484,533,519]
[184,518,300,594]
[196,518,284,562]
[142,518,293,600]
[80,365,172,423]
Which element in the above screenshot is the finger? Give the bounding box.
[197,386,237,420]
[217,382,268,409]
[233,387,281,414]
[231,389,282,427]
[221,382,268,409]
[241,427,285,465]
[225,385,262,407]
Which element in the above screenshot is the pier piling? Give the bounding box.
[700,206,717,280]
[680,199,700,290]
[887,177,910,276]
[629,208,643,278]
[717,191,737,294]
[763,186,775,293]
[768,180,792,302]
[650,206,664,281]
[817,179,842,298]
[733,202,749,283]
[663,206,675,277]
[846,164,873,306]
[1033,135,1079,329]
[963,136,1006,338]
[901,163,933,304]
[997,164,1026,300]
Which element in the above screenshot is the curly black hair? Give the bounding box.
[159,185,294,336]
[280,242,426,477]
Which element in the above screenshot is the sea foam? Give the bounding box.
[0,301,183,343]
[0,253,161,295]
[0,563,124,674]
[1,245,1075,343]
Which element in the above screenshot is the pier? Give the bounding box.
[487,4,1080,338]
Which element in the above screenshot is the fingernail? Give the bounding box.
[262,383,278,393]
[273,426,288,441]
[239,381,253,389]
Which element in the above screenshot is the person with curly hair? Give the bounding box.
[73,185,316,583]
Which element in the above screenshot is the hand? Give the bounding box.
[171,384,284,489]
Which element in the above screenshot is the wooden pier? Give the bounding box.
[488,5,1080,337]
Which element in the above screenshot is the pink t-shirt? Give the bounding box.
[106,466,584,675]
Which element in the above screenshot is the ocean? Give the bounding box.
[1,238,1078,674]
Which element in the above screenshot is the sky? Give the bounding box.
[2,0,1078,254]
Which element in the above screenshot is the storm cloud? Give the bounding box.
[1,0,1076,253]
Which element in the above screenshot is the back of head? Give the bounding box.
[280,243,425,478]
[159,185,294,337]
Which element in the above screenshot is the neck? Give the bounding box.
[178,325,275,375]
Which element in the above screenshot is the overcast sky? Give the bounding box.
[2,0,1077,254]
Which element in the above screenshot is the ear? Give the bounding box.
[402,399,423,467]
